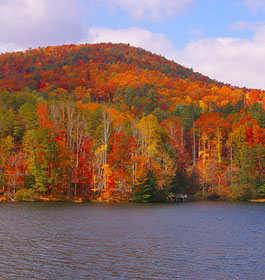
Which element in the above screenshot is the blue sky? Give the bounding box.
[1,0,265,89]
[84,0,259,48]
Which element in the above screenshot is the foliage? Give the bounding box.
[14,188,39,202]
[0,43,264,202]
[131,170,157,203]
[258,183,265,198]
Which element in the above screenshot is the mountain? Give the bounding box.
[0,43,217,92]
[0,43,264,202]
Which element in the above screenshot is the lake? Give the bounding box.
[0,202,264,279]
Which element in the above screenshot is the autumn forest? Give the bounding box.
[0,43,264,202]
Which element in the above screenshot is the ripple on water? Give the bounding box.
[0,202,264,280]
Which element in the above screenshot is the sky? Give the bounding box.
[1,0,265,90]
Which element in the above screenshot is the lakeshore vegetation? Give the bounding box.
[0,43,264,202]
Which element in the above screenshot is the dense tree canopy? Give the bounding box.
[0,43,264,202]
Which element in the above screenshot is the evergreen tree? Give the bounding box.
[131,170,157,203]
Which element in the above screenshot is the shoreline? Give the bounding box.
[0,195,264,203]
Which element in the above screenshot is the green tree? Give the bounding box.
[23,128,60,193]
[131,170,157,203]
[250,102,265,128]
[0,108,16,138]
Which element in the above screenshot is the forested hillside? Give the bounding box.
[0,43,264,202]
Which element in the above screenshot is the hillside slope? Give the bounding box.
[0,43,264,202]
[0,43,216,92]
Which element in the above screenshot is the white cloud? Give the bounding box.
[83,26,178,59]
[101,0,195,20]
[0,43,18,54]
[83,25,265,89]
[0,0,82,52]
[178,25,265,89]
[188,28,203,39]
[243,0,265,11]
[230,21,258,31]
[0,0,264,90]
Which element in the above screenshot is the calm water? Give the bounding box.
[0,202,264,280]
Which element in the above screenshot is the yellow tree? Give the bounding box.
[136,114,161,158]
[0,135,14,190]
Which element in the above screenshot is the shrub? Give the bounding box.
[14,188,39,202]
[207,193,220,201]
[258,183,265,198]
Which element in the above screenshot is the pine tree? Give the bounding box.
[131,170,157,203]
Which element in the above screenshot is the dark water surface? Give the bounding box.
[0,202,264,279]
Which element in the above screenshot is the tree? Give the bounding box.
[23,127,60,193]
[136,114,161,158]
[108,132,136,195]
[0,135,14,189]
[131,169,157,203]
[0,108,16,138]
